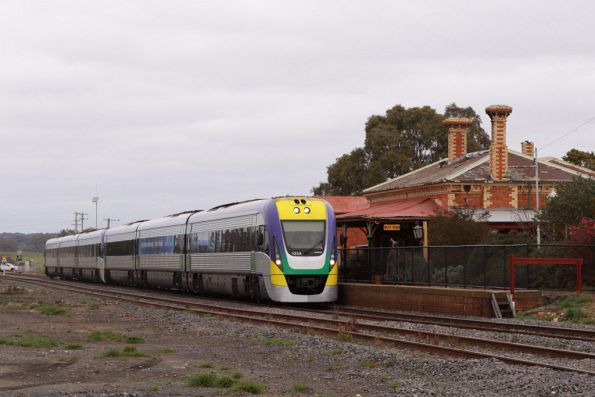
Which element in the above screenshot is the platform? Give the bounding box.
[338,283,543,318]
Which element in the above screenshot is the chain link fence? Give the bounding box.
[339,244,594,291]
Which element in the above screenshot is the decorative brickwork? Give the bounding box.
[486,105,513,181]
[521,140,535,157]
[486,185,515,208]
[443,117,472,160]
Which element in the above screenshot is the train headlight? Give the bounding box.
[275,259,282,266]
[293,207,300,214]
[304,207,310,214]
[330,259,335,266]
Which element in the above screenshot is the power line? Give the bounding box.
[541,113,595,150]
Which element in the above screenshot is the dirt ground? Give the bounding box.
[1,278,594,397]
[0,278,404,396]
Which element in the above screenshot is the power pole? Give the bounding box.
[92,196,100,229]
[535,148,541,246]
[80,212,88,232]
[103,217,119,229]
[72,212,80,233]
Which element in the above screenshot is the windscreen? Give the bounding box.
[281,221,325,256]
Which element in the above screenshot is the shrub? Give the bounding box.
[30,302,70,316]
[232,379,265,394]
[291,383,310,393]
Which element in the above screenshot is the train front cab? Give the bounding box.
[261,198,338,303]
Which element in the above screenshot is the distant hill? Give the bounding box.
[0,233,58,252]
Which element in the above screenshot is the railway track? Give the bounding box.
[4,274,595,376]
[305,305,595,342]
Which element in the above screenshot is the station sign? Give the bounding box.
[383,224,400,231]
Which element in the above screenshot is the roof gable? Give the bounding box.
[364,150,589,194]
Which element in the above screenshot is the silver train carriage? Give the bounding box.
[45,197,338,303]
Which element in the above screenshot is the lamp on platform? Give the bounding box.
[412,222,423,240]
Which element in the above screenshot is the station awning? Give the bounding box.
[337,197,441,222]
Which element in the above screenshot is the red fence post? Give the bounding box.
[577,258,583,294]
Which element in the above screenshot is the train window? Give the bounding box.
[281,221,325,256]
[139,236,175,255]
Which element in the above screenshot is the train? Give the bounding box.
[44,197,338,303]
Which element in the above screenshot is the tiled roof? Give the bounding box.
[336,197,440,221]
[364,150,589,194]
[319,196,370,215]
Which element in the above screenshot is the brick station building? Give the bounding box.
[324,104,594,249]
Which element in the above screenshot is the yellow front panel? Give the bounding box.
[270,262,288,286]
[325,264,338,286]
[275,198,327,220]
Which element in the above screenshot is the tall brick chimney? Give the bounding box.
[521,140,535,157]
[443,117,472,160]
[485,105,513,181]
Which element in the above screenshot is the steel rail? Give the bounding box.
[4,275,594,376]
[306,305,595,342]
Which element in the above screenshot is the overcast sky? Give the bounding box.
[1,1,594,233]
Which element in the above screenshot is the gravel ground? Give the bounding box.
[0,279,593,396]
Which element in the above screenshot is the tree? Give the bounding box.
[563,149,595,171]
[313,104,490,195]
[428,207,489,245]
[538,177,595,241]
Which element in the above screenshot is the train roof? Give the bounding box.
[104,221,145,237]
[188,198,270,224]
[137,212,195,231]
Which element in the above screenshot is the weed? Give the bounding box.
[220,365,232,371]
[17,335,60,348]
[159,348,175,354]
[291,383,310,393]
[217,376,235,388]
[124,336,145,344]
[336,331,353,342]
[199,362,214,368]
[390,382,402,391]
[88,303,99,311]
[64,343,84,350]
[88,330,144,344]
[121,346,146,357]
[359,359,378,369]
[379,373,390,382]
[307,356,315,363]
[30,302,70,316]
[103,348,121,357]
[327,348,344,356]
[232,371,244,379]
[147,385,159,392]
[188,372,219,387]
[232,379,265,394]
[263,337,296,346]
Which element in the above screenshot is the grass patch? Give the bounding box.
[518,294,594,325]
[263,337,297,346]
[88,330,144,343]
[30,302,70,316]
[103,346,146,358]
[327,348,344,356]
[88,303,100,311]
[359,359,379,369]
[103,348,121,357]
[64,343,84,350]
[147,384,159,392]
[336,331,353,342]
[188,372,219,387]
[159,348,175,354]
[232,379,265,394]
[291,383,310,393]
[187,372,264,394]
[390,382,402,391]
[199,362,214,368]
[17,335,61,348]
